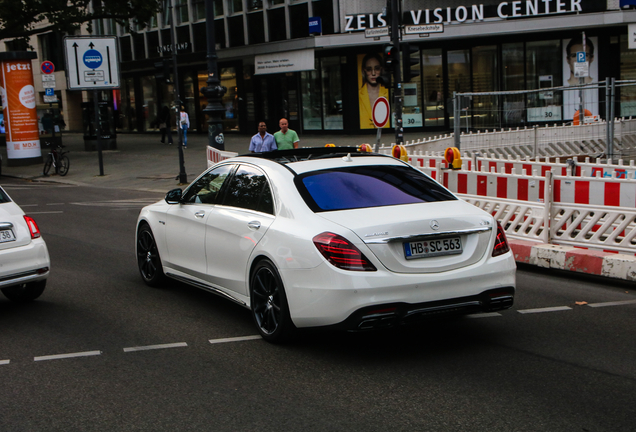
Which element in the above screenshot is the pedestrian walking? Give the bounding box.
[179,106,190,148]
[249,121,277,153]
[274,118,299,150]
[159,105,173,144]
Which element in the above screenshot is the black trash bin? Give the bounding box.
[82,101,117,151]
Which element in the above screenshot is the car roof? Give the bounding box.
[233,147,406,175]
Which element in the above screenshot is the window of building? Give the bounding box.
[290,4,309,39]
[162,0,172,27]
[221,67,239,131]
[228,16,245,46]
[120,36,133,62]
[447,49,471,128]
[5,39,29,51]
[472,45,499,129]
[402,47,423,129]
[421,49,444,128]
[620,34,636,116]
[502,42,525,125]
[268,8,286,41]
[301,57,342,131]
[141,75,159,131]
[116,77,137,132]
[38,32,65,72]
[248,0,263,11]
[147,31,161,58]
[133,33,145,60]
[270,0,285,5]
[526,40,563,122]
[176,0,189,24]
[247,12,265,45]
[229,0,243,14]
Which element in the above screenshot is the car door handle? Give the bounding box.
[194,211,205,218]
[248,221,261,230]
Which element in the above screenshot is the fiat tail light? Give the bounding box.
[313,232,377,271]
[23,215,41,239]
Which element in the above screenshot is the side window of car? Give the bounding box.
[182,165,235,204]
[222,165,274,214]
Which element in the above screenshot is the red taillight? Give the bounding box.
[23,215,41,239]
[313,232,377,271]
[492,222,510,257]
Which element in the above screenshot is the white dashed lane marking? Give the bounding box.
[34,350,102,362]
[587,299,636,308]
[0,360,10,366]
[209,335,261,344]
[517,306,572,314]
[123,342,188,352]
[465,312,502,319]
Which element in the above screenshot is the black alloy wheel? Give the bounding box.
[136,224,166,287]
[250,259,296,343]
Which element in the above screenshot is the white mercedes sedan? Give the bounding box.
[136,147,516,343]
[0,185,50,302]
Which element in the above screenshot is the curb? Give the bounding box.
[509,240,636,282]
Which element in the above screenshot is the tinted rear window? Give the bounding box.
[296,165,456,212]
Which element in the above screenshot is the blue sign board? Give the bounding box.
[45,88,54,96]
[83,49,103,69]
[309,16,322,34]
[576,51,586,63]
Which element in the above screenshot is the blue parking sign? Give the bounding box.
[45,88,54,96]
[577,51,586,63]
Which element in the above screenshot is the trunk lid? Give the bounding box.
[318,200,494,273]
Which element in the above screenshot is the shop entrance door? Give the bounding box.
[256,74,299,132]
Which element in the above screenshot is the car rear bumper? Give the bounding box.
[280,252,516,328]
[0,239,50,289]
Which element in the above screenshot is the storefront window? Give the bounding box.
[183,74,196,130]
[321,57,343,130]
[421,49,444,128]
[141,75,159,131]
[472,45,499,129]
[221,67,239,131]
[447,49,470,129]
[526,40,563,122]
[301,69,321,130]
[620,35,636,116]
[116,77,137,132]
[402,47,423,129]
[502,42,525,125]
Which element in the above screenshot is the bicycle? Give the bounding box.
[43,143,70,176]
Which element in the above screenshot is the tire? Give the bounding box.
[43,155,53,176]
[250,259,297,343]
[1,280,46,302]
[58,155,70,176]
[136,224,166,287]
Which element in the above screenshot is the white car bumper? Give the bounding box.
[280,253,516,328]
[0,239,50,289]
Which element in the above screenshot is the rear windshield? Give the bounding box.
[296,165,456,212]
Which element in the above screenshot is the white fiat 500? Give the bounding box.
[0,185,50,302]
[136,147,516,342]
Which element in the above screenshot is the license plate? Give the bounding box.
[0,229,16,243]
[404,236,462,260]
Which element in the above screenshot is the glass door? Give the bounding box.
[421,48,444,128]
[447,49,471,129]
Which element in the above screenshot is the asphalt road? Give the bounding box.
[1,178,635,432]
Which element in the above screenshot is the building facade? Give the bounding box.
[4,0,636,137]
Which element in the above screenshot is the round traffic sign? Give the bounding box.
[83,49,103,69]
[372,97,390,128]
[41,61,55,74]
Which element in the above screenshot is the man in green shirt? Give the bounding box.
[274,118,299,150]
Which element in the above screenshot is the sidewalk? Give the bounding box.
[2,131,634,282]
[0,131,445,193]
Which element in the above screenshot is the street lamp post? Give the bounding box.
[201,0,227,150]
[168,0,187,184]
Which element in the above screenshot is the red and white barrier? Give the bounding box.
[207,146,239,168]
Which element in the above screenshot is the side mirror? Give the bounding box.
[165,188,183,204]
